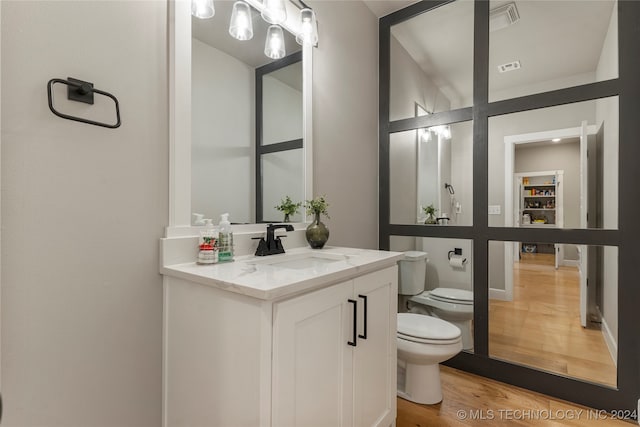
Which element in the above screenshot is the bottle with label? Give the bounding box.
[218,213,234,262]
[198,219,218,264]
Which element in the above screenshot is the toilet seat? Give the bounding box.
[428,288,473,305]
[397,313,461,345]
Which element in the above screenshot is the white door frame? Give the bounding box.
[500,124,596,302]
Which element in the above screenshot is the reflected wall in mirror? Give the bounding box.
[489,0,617,102]
[391,235,474,351]
[389,0,474,122]
[390,121,473,226]
[488,241,618,388]
[262,60,303,146]
[190,1,305,225]
[261,148,303,222]
[488,97,619,231]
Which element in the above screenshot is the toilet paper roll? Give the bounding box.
[449,255,467,268]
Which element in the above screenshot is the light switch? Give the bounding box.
[488,205,501,215]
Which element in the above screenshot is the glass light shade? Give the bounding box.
[229,1,253,41]
[261,0,287,25]
[264,25,286,59]
[191,0,215,19]
[295,8,318,46]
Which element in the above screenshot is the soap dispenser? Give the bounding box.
[218,213,234,262]
[198,219,218,264]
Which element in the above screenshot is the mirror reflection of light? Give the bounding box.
[265,25,286,59]
[192,0,215,19]
[229,1,254,41]
[296,8,318,46]
[419,125,451,142]
[419,128,432,143]
[262,0,287,25]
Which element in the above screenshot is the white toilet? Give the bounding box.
[397,313,462,404]
[399,251,474,350]
[396,251,464,404]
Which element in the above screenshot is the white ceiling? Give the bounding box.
[362,0,421,18]
[387,0,616,105]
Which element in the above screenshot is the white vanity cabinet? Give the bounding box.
[162,247,400,427]
[272,267,397,427]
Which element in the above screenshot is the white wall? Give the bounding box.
[418,237,473,292]
[191,38,254,224]
[262,148,304,222]
[450,121,473,226]
[390,36,450,121]
[263,74,303,144]
[595,0,619,346]
[1,1,167,426]
[309,0,380,249]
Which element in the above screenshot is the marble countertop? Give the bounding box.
[160,246,404,300]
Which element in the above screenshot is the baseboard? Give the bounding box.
[562,259,580,267]
[600,313,617,367]
[489,288,510,301]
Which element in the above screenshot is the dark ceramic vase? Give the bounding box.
[306,212,329,249]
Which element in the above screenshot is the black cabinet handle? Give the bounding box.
[358,294,368,339]
[347,299,357,347]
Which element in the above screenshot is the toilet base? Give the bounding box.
[397,361,443,404]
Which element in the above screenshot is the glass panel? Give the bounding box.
[390,121,473,226]
[391,236,475,352]
[488,241,618,387]
[489,0,618,102]
[261,149,304,223]
[390,0,474,121]
[488,97,618,229]
[262,61,303,145]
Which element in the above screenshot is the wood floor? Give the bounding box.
[488,253,616,387]
[396,366,631,426]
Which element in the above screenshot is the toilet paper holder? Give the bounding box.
[447,248,467,265]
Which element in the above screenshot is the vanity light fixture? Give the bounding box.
[191,0,215,19]
[194,0,319,59]
[431,125,451,139]
[229,1,254,41]
[261,0,287,25]
[295,7,318,46]
[265,24,286,59]
[419,128,432,143]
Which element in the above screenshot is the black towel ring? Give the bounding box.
[47,77,121,129]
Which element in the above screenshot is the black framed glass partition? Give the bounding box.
[379,0,640,414]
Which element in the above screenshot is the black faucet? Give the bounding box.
[254,224,295,256]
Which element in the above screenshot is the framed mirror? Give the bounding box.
[168,0,313,233]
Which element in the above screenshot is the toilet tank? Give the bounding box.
[398,251,428,295]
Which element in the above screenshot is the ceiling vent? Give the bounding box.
[498,60,521,73]
[490,2,520,32]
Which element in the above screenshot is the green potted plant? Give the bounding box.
[304,195,330,249]
[422,204,438,225]
[274,195,301,222]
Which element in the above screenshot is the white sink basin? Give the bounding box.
[248,252,346,270]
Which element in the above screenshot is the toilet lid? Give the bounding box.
[430,288,473,304]
[397,313,461,341]
[403,251,428,261]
